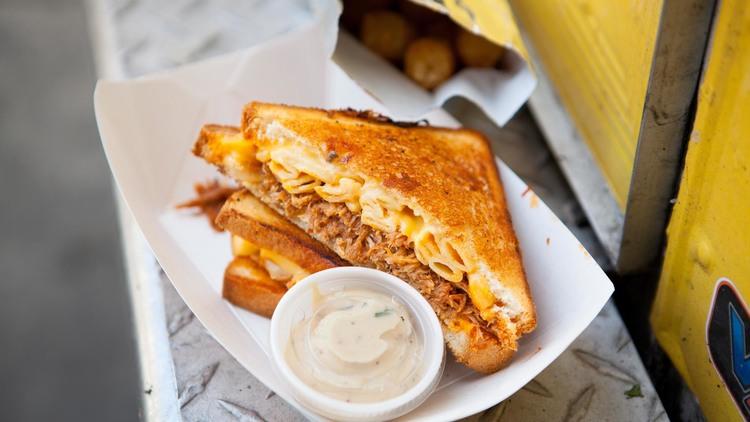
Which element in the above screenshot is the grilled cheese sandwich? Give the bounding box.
[195,103,536,372]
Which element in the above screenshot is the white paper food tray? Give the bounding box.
[93,4,613,420]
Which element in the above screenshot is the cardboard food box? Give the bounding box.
[94,1,612,420]
[336,0,535,126]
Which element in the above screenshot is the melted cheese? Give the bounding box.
[259,248,309,287]
[213,132,252,156]
[446,317,477,334]
[232,236,259,257]
[205,133,262,184]
[231,236,309,287]
[469,275,497,311]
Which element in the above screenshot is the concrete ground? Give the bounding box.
[0,0,140,421]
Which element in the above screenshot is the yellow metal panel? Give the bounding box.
[509,0,663,208]
[413,0,531,62]
[651,0,750,419]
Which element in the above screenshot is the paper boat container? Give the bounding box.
[94,8,613,421]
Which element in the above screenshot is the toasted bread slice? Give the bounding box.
[223,256,286,318]
[195,104,536,372]
[217,190,346,274]
[218,190,343,317]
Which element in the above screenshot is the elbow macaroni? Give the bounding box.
[253,126,498,308]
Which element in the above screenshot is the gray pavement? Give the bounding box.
[0,0,139,420]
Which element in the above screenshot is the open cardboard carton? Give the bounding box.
[94,2,613,420]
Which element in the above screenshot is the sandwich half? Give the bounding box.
[218,190,345,317]
[194,104,536,372]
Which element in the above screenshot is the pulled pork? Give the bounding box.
[254,165,501,342]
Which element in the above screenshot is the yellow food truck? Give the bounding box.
[506,0,749,419]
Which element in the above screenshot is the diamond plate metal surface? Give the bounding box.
[162,276,304,421]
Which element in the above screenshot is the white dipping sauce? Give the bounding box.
[285,288,423,403]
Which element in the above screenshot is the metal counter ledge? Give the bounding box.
[86,0,666,420]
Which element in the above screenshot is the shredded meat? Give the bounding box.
[254,165,500,341]
[176,180,240,231]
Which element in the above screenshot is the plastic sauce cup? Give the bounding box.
[270,267,445,421]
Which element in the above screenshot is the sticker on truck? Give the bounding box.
[707,278,750,418]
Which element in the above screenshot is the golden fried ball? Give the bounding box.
[456,28,504,68]
[404,37,455,90]
[360,10,414,62]
[340,0,393,32]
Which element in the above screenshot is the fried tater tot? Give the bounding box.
[341,0,393,32]
[404,37,455,90]
[456,28,505,68]
[360,10,414,61]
